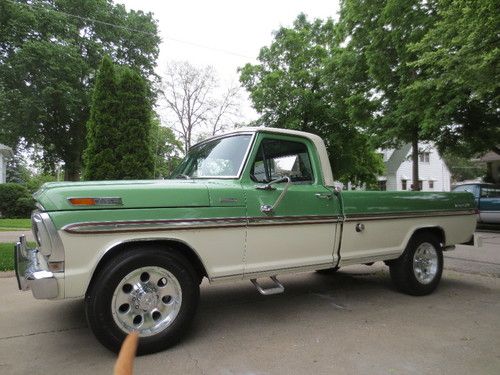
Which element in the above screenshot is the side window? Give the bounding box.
[481,187,500,198]
[250,138,314,184]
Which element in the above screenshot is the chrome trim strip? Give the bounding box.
[32,211,65,266]
[344,209,475,222]
[63,215,341,234]
[61,209,472,235]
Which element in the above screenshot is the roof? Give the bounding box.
[202,127,335,187]
[0,144,13,158]
[480,151,500,162]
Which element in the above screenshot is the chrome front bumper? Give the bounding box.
[15,235,58,299]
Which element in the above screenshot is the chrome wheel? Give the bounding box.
[111,266,182,337]
[412,242,438,285]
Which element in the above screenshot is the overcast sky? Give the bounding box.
[119,0,341,122]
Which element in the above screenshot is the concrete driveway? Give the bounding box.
[0,233,499,374]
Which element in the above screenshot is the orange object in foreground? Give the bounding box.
[114,332,139,375]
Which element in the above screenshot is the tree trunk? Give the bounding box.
[411,136,419,191]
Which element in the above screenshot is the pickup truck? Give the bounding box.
[15,127,476,354]
[452,183,500,224]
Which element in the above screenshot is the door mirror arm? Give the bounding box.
[257,176,292,214]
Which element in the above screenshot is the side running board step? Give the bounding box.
[251,276,285,295]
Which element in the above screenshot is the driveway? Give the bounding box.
[0,247,499,374]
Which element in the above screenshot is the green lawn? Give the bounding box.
[0,218,31,231]
[0,242,36,271]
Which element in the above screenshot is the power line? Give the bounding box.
[7,0,255,60]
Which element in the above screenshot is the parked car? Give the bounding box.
[452,183,500,224]
[15,127,476,354]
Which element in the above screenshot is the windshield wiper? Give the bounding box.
[175,174,191,180]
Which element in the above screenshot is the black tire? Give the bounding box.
[316,266,340,275]
[85,247,199,355]
[389,232,443,296]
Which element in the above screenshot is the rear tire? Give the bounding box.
[389,232,443,296]
[85,247,199,355]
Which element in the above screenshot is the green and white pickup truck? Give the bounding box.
[15,127,476,354]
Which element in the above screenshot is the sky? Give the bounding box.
[118,0,341,122]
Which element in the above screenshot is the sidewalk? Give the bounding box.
[0,230,34,242]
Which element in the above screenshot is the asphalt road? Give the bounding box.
[0,231,499,374]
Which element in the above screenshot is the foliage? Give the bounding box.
[150,118,183,179]
[26,173,58,193]
[408,0,500,155]
[162,61,241,153]
[240,14,384,184]
[442,152,486,183]
[83,56,121,180]
[0,0,160,180]
[84,56,155,180]
[6,152,30,184]
[0,183,35,218]
[115,66,154,179]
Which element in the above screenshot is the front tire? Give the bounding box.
[389,233,443,296]
[85,247,199,355]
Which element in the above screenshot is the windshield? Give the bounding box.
[171,134,253,178]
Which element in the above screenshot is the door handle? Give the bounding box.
[315,193,332,200]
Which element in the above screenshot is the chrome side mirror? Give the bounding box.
[257,176,292,214]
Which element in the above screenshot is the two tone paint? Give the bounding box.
[33,128,477,299]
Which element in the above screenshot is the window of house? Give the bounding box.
[401,180,407,190]
[378,180,387,191]
[419,152,430,163]
[250,138,314,184]
[429,180,434,189]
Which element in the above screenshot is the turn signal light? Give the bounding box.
[68,198,96,206]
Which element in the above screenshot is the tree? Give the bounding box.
[115,66,154,179]
[84,56,155,180]
[339,0,439,190]
[83,56,121,180]
[240,14,384,184]
[150,117,183,178]
[0,0,160,180]
[161,61,241,153]
[408,0,500,156]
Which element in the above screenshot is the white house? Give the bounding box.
[378,142,451,192]
[0,144,14,183]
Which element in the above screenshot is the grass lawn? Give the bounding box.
[0,218,31,231]
[0,242,36,271]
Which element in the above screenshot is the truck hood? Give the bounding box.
[34,180,210,211]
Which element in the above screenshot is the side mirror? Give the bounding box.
[257,176,292,214]
[255,176,291,191]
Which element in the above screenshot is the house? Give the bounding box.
[0,144,14,183]
[378,142,451,191]
[480,149,500,183]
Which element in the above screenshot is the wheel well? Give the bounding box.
[411,227,446,247]
[86,239,208,295]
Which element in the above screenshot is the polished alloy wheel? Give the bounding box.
[111,266,182,337]
[412,242,438,285]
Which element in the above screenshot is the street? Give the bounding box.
[0,232,498,375]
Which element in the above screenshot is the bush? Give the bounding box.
[0,183,36,218]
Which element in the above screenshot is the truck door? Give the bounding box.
[242,133,341,276]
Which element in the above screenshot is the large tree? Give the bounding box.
[115,66,154,179]
[339,0,438,190]
[84,56,155,180]
[0,0,160,180]
[240,14,384,184]
[83,56,120,180]
[408,0,500,156]
[161,61,241,153]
